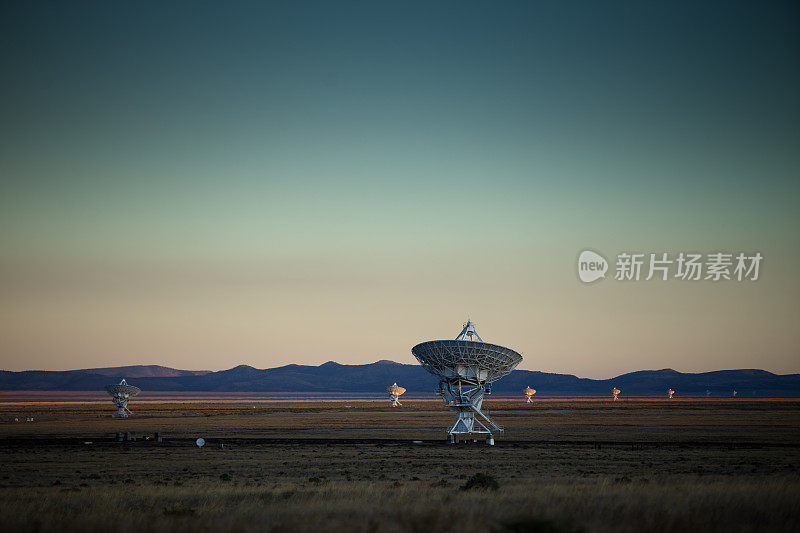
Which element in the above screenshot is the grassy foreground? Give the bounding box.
[0,399,798,532]
[2,477,798,533]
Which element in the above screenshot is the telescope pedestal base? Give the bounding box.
[445,406,501,444]
[449,410,493,436]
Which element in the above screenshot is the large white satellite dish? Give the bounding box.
[412,320,522,444]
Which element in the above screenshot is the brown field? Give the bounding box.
[1,398,799,532]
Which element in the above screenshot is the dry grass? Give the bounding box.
[0,399,799,532]
[1,477,798,532]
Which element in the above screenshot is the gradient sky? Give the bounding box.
[1,1,798,378]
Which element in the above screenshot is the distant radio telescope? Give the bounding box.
[523,386,536,403]
[386,382,406,407]
[611,387,621,401]
[667,388,675,399]
[732,390,737,398]
[412,320,522,445]
[706,390,711,398]
[104,378,141,418]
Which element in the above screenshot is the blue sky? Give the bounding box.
[1,1,798,377]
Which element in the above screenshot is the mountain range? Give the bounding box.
[1,362,798,397]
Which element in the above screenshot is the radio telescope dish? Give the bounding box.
[386,383,406,407]
[523,386,536,403]
[611,387,621,401]
[667,388,675,399]
[196,438,205,448]
[412,320,522,444]
[104,378,141,418]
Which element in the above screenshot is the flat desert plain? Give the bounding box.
[1,398,798,532]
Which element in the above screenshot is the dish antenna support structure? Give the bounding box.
[611,387,621,401]
[523,386,536,403]
[412,321,522,444]
[104,378,141,418]
[386,383,406,407]
[667,388,675,399]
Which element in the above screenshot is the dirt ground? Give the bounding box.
[1,398,798,532]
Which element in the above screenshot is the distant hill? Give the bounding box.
[79,365,210,378]
[0,362,798,397]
